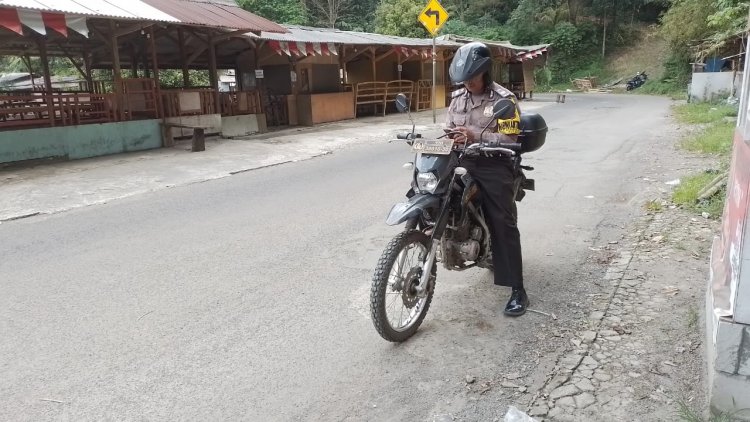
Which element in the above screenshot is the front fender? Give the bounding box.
[385,194,440,226]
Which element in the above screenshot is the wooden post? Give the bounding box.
[21,55,36,90]
[339,45,347,87]
[208,31,220,113]
[371,48,376,81]
[130,44,139,78]
[83,50,93,90]
[178,28,190,87]
[110,21,122,120]
[397,49,402,80]
[148,26,162,118]
[192,127,205,152]
[37,39,55,126]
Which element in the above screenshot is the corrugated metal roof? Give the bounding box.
[250,25,462,48]
[141,0,288,33]
[0,0,179,21]
[437,34,550,54]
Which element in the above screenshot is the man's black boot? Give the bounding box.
[504,287,529,316]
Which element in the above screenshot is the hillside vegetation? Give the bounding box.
[238,0,748,92]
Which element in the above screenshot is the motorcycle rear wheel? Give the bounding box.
[370,230,436,342]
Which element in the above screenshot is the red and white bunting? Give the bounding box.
[269,40,280,55]
[321,43,330,56]
[0,8,22,35]
[42,12,66,37]
[66,16,88,37]
[306,43,316,56]
[279,41,291,56]
[327,43,338,55]
[18,9,45,35]
[288,42,300,56]
[313,43,322,56]
[0,7,88,37]
[295,41,307,57]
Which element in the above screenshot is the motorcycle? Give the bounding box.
[369,93,548,342]
[625,71,648,91]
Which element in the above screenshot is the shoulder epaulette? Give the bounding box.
[486,82,513,99]
[451,88,467,98]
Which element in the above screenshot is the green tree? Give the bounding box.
[237,0,308,25]
[374,0,426,38]
[339,0,378,31]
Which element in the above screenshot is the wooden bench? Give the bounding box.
[354,81,387,117]
[161,122,210,152]
[385,80,415,110]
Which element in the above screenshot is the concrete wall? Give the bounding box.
[0,120,161,164]
[164,114,222,138]
[690,72,744,102]
[221,114,267,137]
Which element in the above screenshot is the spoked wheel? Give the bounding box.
[370,230,436,342]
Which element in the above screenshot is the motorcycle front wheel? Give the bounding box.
[370,230,436,342]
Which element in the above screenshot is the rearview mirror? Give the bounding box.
[493,98,516,120]
[395,93,410,113]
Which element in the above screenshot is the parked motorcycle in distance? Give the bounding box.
[626,71,648,91]
[369,93,548,342]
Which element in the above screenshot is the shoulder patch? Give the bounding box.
[451,88,467,98]
[489,82,514,99]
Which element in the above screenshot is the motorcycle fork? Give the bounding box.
[415,174,459,296]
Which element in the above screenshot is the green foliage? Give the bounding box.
[159,70,211,88]
[374,0,425,38]
[339,0,378,31]
[672,170,727,217]
[541,22,602,83]
[661,0,715,47]
[639,80,688,99]
[442,19,509,41]
[681,121,735,154]
[673,103,738,124]
[238,0,308,25]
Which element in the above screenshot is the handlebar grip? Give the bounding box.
[396,133,409,140]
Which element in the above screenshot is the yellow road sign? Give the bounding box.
[418,0,449,36]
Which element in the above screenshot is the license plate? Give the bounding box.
[411,139,454,155]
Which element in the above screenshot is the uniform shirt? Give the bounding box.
[445,82,520,145]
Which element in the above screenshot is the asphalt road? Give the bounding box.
[0,94,674,421]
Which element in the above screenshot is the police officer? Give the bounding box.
[445,42,528,316]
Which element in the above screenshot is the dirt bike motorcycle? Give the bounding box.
[370,94,548,342]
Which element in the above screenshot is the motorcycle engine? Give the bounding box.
[458,240,480,262]
[441,226,484,268]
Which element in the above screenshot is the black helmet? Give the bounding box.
[449,42,492,84]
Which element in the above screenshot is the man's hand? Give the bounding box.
[452,127,476,145]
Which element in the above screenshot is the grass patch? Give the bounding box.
[687,306,699,330]
[682,122,736,155]
[677,399,750,422]
[673,171,727,218]
[644,199,664,213]
[674,103,739,125]
[639,80,688,100]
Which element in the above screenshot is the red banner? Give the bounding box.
[42,12,67,37]
[0,8,22,35]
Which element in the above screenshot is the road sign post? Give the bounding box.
[418,0,448,124]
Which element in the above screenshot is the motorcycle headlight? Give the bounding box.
[416,172,439,193]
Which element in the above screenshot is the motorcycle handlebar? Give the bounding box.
[396,133,421,140]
